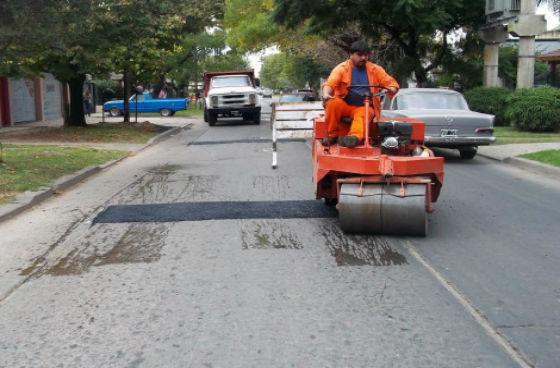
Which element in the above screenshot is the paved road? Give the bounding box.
[0,105,559,367]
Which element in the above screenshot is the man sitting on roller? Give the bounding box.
[322,40,400,148]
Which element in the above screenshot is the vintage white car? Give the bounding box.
[382,88,496,159]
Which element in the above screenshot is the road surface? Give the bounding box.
[0,100,558,367]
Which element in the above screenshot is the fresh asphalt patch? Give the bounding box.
[94,200,337,224]
[190,138,306,145]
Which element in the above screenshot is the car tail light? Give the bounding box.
[475,127,494,134]
[249,94,256,105]
[211,96,219,107]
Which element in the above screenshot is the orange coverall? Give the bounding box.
[324,60,399,140]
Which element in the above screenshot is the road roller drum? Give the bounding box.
[337,183,428,236]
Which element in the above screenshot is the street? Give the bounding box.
[0,105,559,367]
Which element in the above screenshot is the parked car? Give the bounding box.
[203,70,261,126]
[382,88,496,159]
[262,88,273,98]
[103,92,188,117]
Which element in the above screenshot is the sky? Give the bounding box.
[248,6,560,77]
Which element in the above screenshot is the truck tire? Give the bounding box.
[253,112,261,125]
[109,107,121,117]
[160,108,172,117]
[459,146,477,159]
[204,108,209,123]
[208,112,217,126]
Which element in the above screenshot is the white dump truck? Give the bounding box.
[203,70,261,126]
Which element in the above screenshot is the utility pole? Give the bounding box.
[509,0,547,88]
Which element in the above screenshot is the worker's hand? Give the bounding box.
[387,87,398,94]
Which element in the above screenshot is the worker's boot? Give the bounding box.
[321,136,338,146]
[339,135,360,148]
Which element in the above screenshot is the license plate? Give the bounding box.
[441,129,458,137]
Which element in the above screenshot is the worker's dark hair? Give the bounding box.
[349,40,370,54]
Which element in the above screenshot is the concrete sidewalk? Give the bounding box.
[478,142,560,161]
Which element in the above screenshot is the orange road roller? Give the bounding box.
[313,86,444,236]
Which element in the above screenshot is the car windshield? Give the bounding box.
[211,76,251,88]
[396,92,468,110]
[280,95,305,103]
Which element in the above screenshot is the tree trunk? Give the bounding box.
[123,67,130,123]
[66,74,87,127]
[414,67,429,87]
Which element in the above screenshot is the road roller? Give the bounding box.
[313,87,444,236]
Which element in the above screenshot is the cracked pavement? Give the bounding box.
[0,111,559,367]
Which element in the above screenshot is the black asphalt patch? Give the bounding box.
[191,138,305,145]
[94,200,337,224]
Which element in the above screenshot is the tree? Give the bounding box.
[0,0,223,125]
[273,0,487,85]
[260,52,328,90]
[166,30,249,93]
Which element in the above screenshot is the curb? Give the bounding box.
[476,151,501,162]
[0,124,189,224]
[504,156,560,178]
[478,151,560,178]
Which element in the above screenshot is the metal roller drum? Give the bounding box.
[337,183,428,236]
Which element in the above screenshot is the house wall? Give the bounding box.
[9,78,36,123]
[43,74,63,120]
[0,73,63,126]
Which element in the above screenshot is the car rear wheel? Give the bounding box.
[160,108,173,117]
[459,146,477,159]
[109,107,121,117]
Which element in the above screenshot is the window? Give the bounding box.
[395,93,468,110]
[129,94,144,102]
[211,76,251,88]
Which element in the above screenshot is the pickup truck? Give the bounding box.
[203,70,261,126]
[103,92,188,117]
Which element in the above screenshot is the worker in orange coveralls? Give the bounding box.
[322,40,400,147]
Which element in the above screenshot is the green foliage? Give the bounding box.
[92,79,119,103]
[166,31,249,91]
[260,52,328,90]
[499,45,519,89]
[273,0,486,84]
[498,44,550,88]
[464,87,511,126]
[505,87,560,132]
[224,0,279,51]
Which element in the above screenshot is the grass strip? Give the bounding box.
[520,149,560,167]
[0,144,127,203]
[494,127,560,145]
[1,122,163,144]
